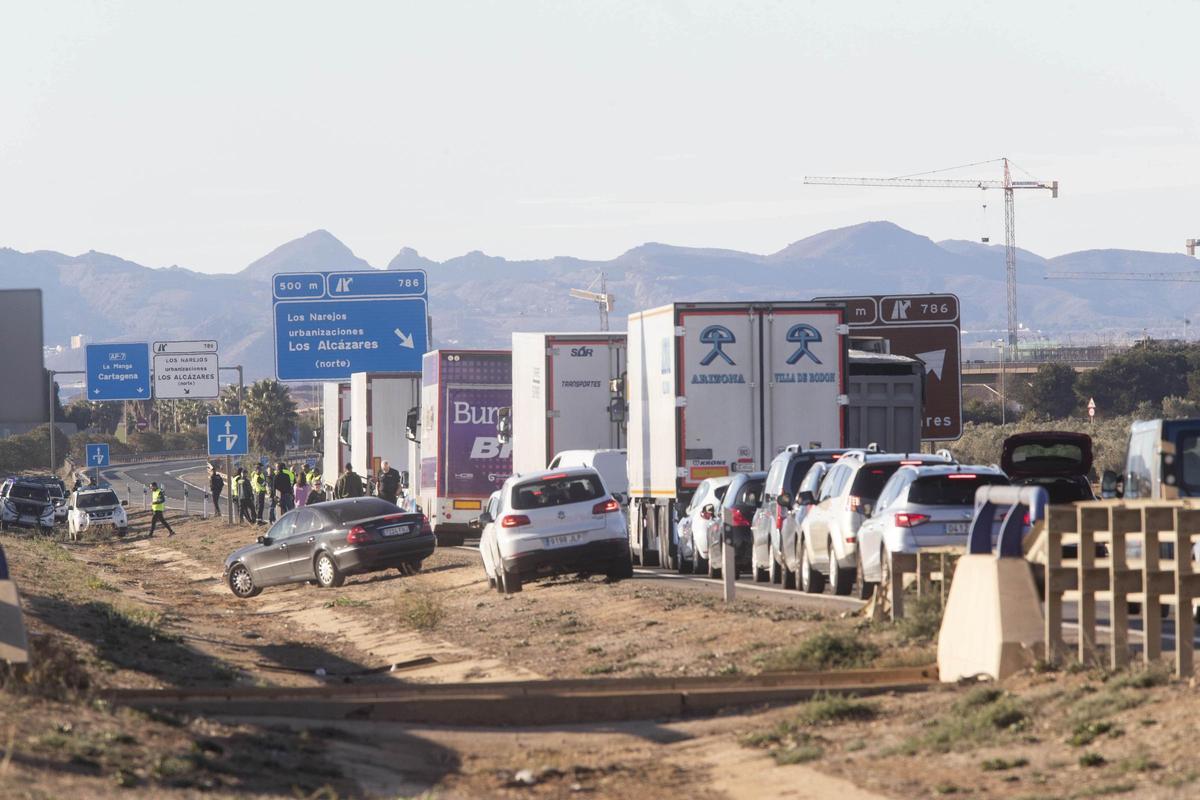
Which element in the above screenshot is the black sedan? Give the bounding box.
[223,498,436,598]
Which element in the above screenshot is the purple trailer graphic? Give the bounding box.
[444,386,512,497]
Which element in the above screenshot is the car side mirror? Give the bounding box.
[405,407,420,443]
[776,492,792,509]
[798,490,815,506]
[400,470,410,490]
[120,500,128,507]
[257,535,271,545]
[1101,469,1122,499]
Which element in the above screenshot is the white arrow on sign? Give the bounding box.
[92,451,103,464]
[394,329,415,349]
[915,349,947,381]
[217,419,239,451]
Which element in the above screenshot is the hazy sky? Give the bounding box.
[3,1,1198,273]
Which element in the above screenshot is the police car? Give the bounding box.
[66,487,130,539]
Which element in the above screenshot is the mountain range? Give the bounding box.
[5,222,1199,381]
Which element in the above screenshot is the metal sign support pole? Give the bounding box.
[227,456,234,525]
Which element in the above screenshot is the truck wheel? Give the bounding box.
[799,536,825,594]
[829,538,855,596]
[501,567,523,594]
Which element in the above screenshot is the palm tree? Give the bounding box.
[244,380,298,456]
[218,385,242,415]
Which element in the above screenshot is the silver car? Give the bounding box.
[856,464,1011,589]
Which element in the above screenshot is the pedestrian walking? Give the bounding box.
[335,463,364,499]
[208,463,225,516]
[294,469,311,507]
[251,463,268,523]
[148,481,176,537]
[378,459,401,505]
[235,468,256,525]
[307,479,328,505]
[275,461,295,512]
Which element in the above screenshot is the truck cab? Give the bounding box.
[1106,419,1200,500]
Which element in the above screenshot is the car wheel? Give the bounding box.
[607,552,634,582]
[398,560,423,576]
[676,551,691,575]
[856,549,876,600]
[501,566,523,594]
[706,550,721,580]
[487,574,497,590]
[768,540,782,585]
[315,552,345,588]
[752,548,768,583]
[829,538,855,596]
[117,527,128,539]
[694,555,708,575]
[228,563,262,598]
[799,536,825,594]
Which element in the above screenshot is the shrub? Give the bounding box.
[758,630,879,672]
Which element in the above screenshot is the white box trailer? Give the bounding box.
[349,372,420,488]
[627,301,848,566]
[511,331,627,475]
[322,381,351,479]
[418,349,512,544]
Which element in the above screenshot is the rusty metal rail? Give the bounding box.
[104,666,937,726]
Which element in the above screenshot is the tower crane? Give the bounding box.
[1045,239,1200,282]
[569,272,614,331]
[1187,239,1198,257]
[805,157,1058,348]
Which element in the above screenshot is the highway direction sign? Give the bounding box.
[153,340,217,355]
[815,293,962,441]
[272,270,429,381]
[154,352,220,399]
[85,343,151,401]
[207,415,248,457]
[85,443,110,468]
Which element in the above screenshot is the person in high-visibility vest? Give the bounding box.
[250,464,268,523]
[148,482,176,537]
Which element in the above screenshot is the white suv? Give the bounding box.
[475,468,633,594]
[67,487,129,539]
[798,450,954,596]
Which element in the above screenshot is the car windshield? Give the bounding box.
[908,474,1009,505]
[9,484,49,502]
[320,497,409,524]
[77,491,119,509]
[733,479,765,507]
[511,473,606,510]
[1010,442,1086,473]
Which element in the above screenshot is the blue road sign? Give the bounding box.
[207,415,249,457]
[85,443,110,468]
[85,343,151,401]
[272,270,429,381]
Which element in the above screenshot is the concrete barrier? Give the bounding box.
[0,545,29,665]
[937,486,1048,682]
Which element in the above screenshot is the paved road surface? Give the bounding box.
[96,458,214,513]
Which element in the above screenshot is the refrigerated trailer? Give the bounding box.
[416,349,512,544]
[626,301,848,567]
[511,331,626,474]
[349,372,420,486]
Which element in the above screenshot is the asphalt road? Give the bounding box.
[96,457,215,513]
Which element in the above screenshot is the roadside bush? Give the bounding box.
[0,632,92,700]
[0,424,71,473]
[757,630,879,672]
[899,686,1029,754]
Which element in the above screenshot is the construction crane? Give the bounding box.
[1045,239,1200,282]
[569,272,615,331]
[1187,239,1198,257]
[805,157,1058,348]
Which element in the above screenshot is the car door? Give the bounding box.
[784,462,827,571]
[803,463,844,558]
[255,514,299,585]
[286,509,323,579]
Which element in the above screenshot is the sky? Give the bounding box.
[2,0,1198,274]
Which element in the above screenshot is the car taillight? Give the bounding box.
[731,508,751,527]
[592,498,620,514]
[775,505,785,530]
[421,514,433,535]
[347,525,371,544]
[894,513,929,528]
[846,495,863,512]
[1022,512,1030,525]
[501,514,531,528]
[947,474,978,480]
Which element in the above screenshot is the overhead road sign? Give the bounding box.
[154,340,217,355]
[85,443,110,468]
[154,352,220,399]
[207,415,248,456]
[85,343,151,401]
[815,293,962,441]
[272,270,429,382]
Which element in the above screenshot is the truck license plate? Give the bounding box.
[545,533,584,548]
[946,522,970,535]
[382,525,411,537]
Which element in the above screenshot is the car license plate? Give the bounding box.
[381,524,411,537]
[946,522,970,535]
[545,533,584,548]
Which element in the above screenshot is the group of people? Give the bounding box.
[206,458,408,527]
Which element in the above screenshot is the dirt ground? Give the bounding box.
[3,510,1200,798]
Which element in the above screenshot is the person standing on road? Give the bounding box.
[148,481,176,537]
[235,468,256,525]
[335,463,364,499]
[265,466,278,523]
[307,479,327,505]
[275,462,295,512]
[378,460,401,505]
[208,463,224,516]
[251,463,267,523]
[294,469,311,507]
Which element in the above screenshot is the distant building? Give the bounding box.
[71,334,86,349]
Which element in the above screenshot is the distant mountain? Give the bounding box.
[4,221,1198,382]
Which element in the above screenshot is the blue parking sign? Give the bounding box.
[207,415,249,457]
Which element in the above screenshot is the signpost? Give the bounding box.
[153,342,220,400]
[208,415,248,526]
[85,443,109,485]
[272,270,429,381]
[1088,397,1096,423]
[85,343,151,401]
[816,293,962,440]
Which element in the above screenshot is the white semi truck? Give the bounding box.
[321,381,351,478]
[510,331,626,474]
[349,372,420,488]
[626,301,848,567]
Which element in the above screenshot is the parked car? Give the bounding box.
[223,498,435,598]
[798,450,954,596]
[675,476,733,575]
[750,447,852,586]
[856,464,1011,592]
[25,475,69,523]
[706,472,766,580]
[548,449,628,506]
[0,478,58,532]
[1002,431,1095,503]
[67,487,129,539]
[474,467,632,594]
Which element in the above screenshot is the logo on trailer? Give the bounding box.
[570,347,594,357]
[698,325,736,366]
[785,323,823,365]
